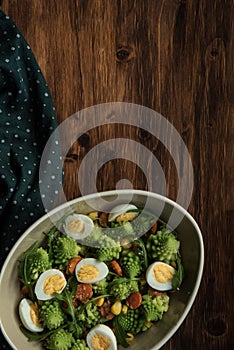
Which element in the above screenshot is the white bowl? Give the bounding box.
[0,190,204,350]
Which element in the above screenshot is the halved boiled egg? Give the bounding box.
[86,324,117,350]
[19,298,44,332]
[108,203,138,222]
[146,262,175,291]
[75,258,109,284]
[63,214,94,240]
[35,269,67,301]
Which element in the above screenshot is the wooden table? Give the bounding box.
[1,0,233,349]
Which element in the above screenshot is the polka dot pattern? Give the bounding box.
[0,10,63,347]
[0,12,61,269]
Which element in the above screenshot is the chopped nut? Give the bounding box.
[100,301,115,319]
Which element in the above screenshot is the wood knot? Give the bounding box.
[64,153,79,162]
[206,317,227,337]
[116,45,135,63]
[77,133,90,148]
[138,128,150,141]
[210,50,218,57]
[206,38,224,62]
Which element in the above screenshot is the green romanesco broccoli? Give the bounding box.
[119,222,135,241]
[94,245,122,262]
[92,278,108,295]
[121,250,142,278]
[141,294,169,322]
[26,247,52,281]
[45,329,74,350]
[52,236,82,268]
[117,309,147,334]
[131,214,154,237]
[39,300,66,330]
[76,302,101,328]
[108,221,135,241]
[146,231,180,263]
[71,339,89,350]
[83,225,103,247]
[109,278,139,300]
[94,234,122,261]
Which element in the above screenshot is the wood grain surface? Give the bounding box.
[1,0,233,349]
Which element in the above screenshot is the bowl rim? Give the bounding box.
[0,189,204,350]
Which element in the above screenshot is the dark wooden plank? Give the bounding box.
[1,0,233,349]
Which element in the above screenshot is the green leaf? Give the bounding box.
[171,256,184,290]
[113,317,129,348]
[43,225,58,261]
[20,325,65,342]
[43,215,68,259]
[108,276,139,289]
[53,287,83,339]
[134,238,148,269]
[19,241,38,284]
[126,208,142,213]
[18,241,40,300]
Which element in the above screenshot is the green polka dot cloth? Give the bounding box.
[0,9,62,265]
[0,10,63,347]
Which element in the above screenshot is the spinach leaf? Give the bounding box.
[134,238,148,269]
[20,325,65,342]
[113,317,129,348]
[172,256,184,290]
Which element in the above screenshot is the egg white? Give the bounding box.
[19,298,44,333]
[108,203,138,222]
[75,258,109,284]
[63,214,94,241]
[34,269,67,301]
[146,261,175,291]
[86,324,117,350]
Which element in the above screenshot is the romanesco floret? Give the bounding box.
[108,222,135,240]
[45,329,74,350]
[94,245,122,262]
[39,300,66,330]
[71,339,89,350]
[83,225,103,247]
[141,294,169,322]
[146,231,180,263]
[27,247,51,280]
[92,278,108,295]
[132,215,154,237]
[117,309,146,334]
[76,302,101,328]
[109,278,139,300]
[94,234,122,261]
[52,236,81,268]
[121,250,142,278]
[122,221,134,236]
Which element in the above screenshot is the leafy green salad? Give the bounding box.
[18,204,184,350]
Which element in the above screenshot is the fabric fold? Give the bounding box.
[0,11,62,348]
[0,10,61,267]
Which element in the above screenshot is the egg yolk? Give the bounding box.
[30,302,42,327]
[153,264,173,283]
[91,334,111,350]
[116,212,136,222]
[78,265,99,282]
[68,219,84,233]
[43,275,65,295]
